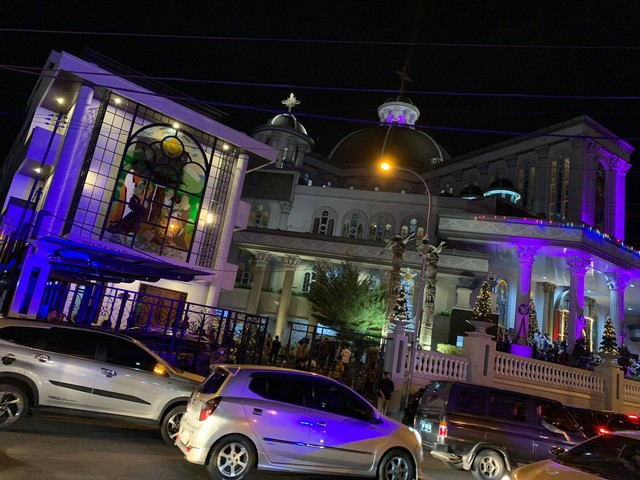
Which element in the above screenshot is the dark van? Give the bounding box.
[414,381,585,480]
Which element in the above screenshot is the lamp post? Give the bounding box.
[380,162,432,407]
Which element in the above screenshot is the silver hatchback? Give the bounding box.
[176,365,423,480]
[0,318,203,444]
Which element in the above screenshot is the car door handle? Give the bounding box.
[316,421,326,427]
[252,408,263,416]
[34,353,50,363]
[100,368,117,378]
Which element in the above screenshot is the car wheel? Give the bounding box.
[471,449,506,480]
[0,384,29,428]
[378,448,415,480]
[207,434,256,480]
[161,405,185,445]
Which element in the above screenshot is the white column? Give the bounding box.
[39,85,95,237]
[246,251,271,314]
[274,255,300,338]
[514,245,537,341]
[609,158,630,240]
[565,256,591,352]
[278,201,293,230]
[208,153,250,306]
[605,272,630,348]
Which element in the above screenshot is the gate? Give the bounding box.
[39,281,270,375]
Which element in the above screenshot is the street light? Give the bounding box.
[380,161,432,408]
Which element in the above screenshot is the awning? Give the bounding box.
[38,235,214,283]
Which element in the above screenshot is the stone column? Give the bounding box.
[505,154,517,184]
[569,138,588,225]
[478,163,489,190]
[542,282,556,336]
[533,146,550,216]
[246,251,271,315]
[39,85,96,237]
[609,157,631,240]
[514,245,537,342]
[605,272,630,348]
[278,201,293,230]
[274,255,300,338]
[419,250,440,348]
[565,256,591,352]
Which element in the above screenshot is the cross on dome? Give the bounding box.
[395,61,412,94]
[281,93,300,113]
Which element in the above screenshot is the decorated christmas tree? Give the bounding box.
[599,317,618,354]
[527,297,539,344]
[389,288,411,333]
[470,275,495,323]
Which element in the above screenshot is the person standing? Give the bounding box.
[269,335,281,365]
[377,371,394,415]
[339,343,352,380]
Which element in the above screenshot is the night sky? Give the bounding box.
[2,1,640,240]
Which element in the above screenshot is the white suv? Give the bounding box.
[0,318,203,444]
[177,365,423,480]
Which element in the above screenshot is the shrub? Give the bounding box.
[436,344,462,356]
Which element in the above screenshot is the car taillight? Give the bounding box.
[199,397,222,421]
[627,414,639,422]
[597,426,611,434]
[438,420,448,438]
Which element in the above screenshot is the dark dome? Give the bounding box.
[460,184,484,199]
[328,125,450,171]
[487,178,517,190]
[266,113,308,135]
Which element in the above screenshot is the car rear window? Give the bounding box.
[0,325,42,347]
[200,369,229,394]
[419,381,450,411]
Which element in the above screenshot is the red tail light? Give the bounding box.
[438,420,448,438]
[627,414,639,421]
[597,426,611,435]
[199,397,222,421]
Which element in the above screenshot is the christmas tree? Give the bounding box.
[389,288,411,333]
[470,275,495,323]
[599,317,618,354]
[527,297,539,343]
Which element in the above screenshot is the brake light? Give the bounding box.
[438,420,448,438]
[199,397,222,421]
[627,414,639,421]
[597,426,611,435]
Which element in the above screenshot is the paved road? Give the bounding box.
[0,412,471,480]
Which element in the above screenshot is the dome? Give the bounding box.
[328,124,450,171]
[460,184,484,200]
[266,113,308,135]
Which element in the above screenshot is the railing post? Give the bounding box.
[595,356,625,412]
[461,324,496,385]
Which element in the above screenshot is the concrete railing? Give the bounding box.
[624,378,640,407]
[409,349,469,385]
[494,352,604,393]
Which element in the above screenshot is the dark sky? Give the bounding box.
[2,1,640,239]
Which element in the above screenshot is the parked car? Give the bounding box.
[176,365,424,480]
[512,431,640,479]
[567,406,640,437]
[402,387,425,426]
[414,380,585,480]
[0,318,203,444]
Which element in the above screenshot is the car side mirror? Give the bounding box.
[550,446,565,457]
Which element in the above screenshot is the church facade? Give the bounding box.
[220,93,640,359]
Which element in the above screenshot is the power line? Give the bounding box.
[1,28,639,51]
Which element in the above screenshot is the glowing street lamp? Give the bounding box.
[379,161,432,407]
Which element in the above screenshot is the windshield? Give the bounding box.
[556,434,640,478]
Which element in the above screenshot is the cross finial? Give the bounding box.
[395,61,412,94]
[281,93,300,113]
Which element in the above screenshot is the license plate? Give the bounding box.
[420,420,432,433]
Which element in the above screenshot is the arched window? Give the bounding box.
[595,161,606,231]
[495,277,510,328]
[248,203,270,228]
[302,271,317,293]
[517,163,536,209]
[549,156,570,219]
[311,207,336,236]
[369,212,394,242]
[342,210,367,239]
